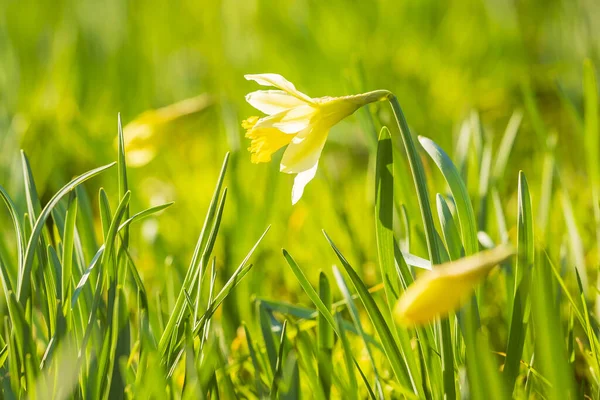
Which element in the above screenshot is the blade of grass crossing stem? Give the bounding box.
[375,127,400,301]
[504,172,534,393]
[531,255,576,399]
[317,272,333,399]
[323,231,420,396]
[158,154,229,357]
[332,266,385,399]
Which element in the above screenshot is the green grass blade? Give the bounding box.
[504,171,533,393]
[243,322,266,397]
[270,320,288,399]
[531,255,576,399]
[418,136,478,256]
[282,250,339,336]
[492,110,523,183]
[0,185,22,291]
[259,303,278,377]
[332,266,385,399]
[375,126,400,301]
[335,313,358,399]
[436,194,463,261]
[61,192,78,304]
[158,154,229,357]
[323,230,419,396]
[18,162,116,304]
[317,272,333,399]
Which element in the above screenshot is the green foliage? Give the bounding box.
[1,2,600,397]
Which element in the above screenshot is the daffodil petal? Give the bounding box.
[245,73,313,103]
[255,105,315,134]
[394,274,479,325]
[245,126,293,163]
[291,162,318,205]
[393,245,514,326]
[246,90,307,115]
[280,126,328,174]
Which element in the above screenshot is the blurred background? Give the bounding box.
[0,0,598,336]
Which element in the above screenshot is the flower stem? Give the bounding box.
[386,94,457,400]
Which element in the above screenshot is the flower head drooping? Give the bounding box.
[243,73,387,204]
[393,245,514,326]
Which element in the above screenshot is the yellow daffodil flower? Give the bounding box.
[243,73,387,204]
[394,244,514,326]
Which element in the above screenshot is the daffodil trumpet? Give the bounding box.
[242,73,390,204]
[393,245,515,326]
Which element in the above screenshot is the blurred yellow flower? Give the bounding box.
[122,94,213,167]
[243,73,387,204]
[394,245,514,326]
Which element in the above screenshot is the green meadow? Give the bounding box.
[0,0,599,398]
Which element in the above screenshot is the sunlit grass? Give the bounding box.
[0,2,600,397]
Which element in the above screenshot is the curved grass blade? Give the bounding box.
[282,250,339,337]
[18,162,116,304]
[418,136,478,256]
[0,185,22,291]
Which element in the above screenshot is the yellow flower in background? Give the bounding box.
[122,94,213,167]
[243,73,387,204]
[394,245,514,326]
